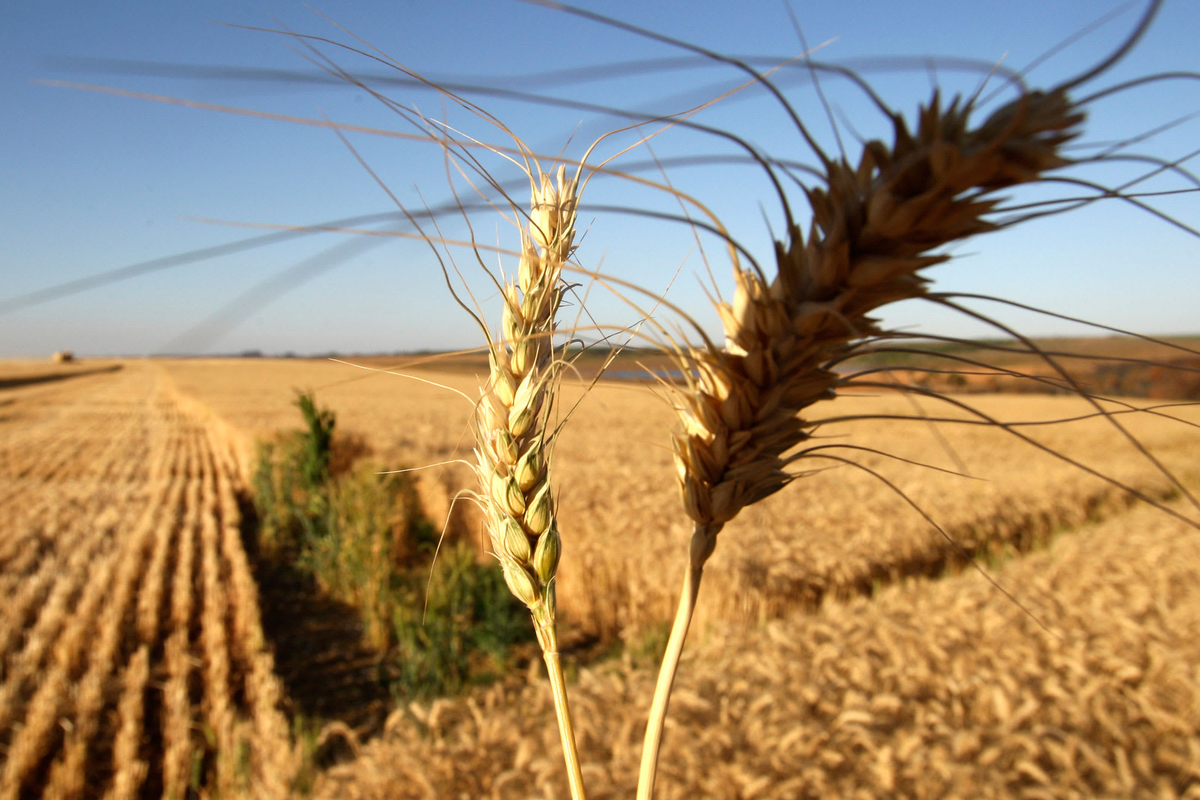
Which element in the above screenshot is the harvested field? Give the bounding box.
[867,337,1200,399]
[0,361,294,800]
[0,359,124,393]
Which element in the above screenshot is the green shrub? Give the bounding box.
[252,433,306,553]
[251,391,532,697]
[295,391,336,488]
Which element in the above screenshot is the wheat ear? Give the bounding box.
[639,88,1084,799]
[471,163,588,800]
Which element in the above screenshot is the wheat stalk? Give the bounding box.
[469,161,588,799]
[639,87,1085,798]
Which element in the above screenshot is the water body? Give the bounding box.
[604,369,691,382]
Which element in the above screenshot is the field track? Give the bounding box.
[0,362,293,800]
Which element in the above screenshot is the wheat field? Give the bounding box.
[159,357,1200,637]
[1,353,1198,798]
[5,0,1200,795]
[313,497,1200,800]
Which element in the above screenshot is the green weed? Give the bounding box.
[251,391,533,698]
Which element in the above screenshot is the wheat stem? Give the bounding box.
[466,160,591,797]
[636,526,709,800]
[533,609,588,800]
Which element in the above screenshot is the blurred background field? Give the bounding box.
[2,346,1199,798]
[157,354,1200,643]
[315,498,1200,799]
[160,352,1200,798]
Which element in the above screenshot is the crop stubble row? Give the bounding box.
[0,363,293,800]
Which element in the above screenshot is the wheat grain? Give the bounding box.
[473,163,577,619]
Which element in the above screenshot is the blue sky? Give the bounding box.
[2,0,1197,357]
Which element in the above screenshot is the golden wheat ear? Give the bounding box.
[623,88,1073,800]
[670,86,1084,560]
